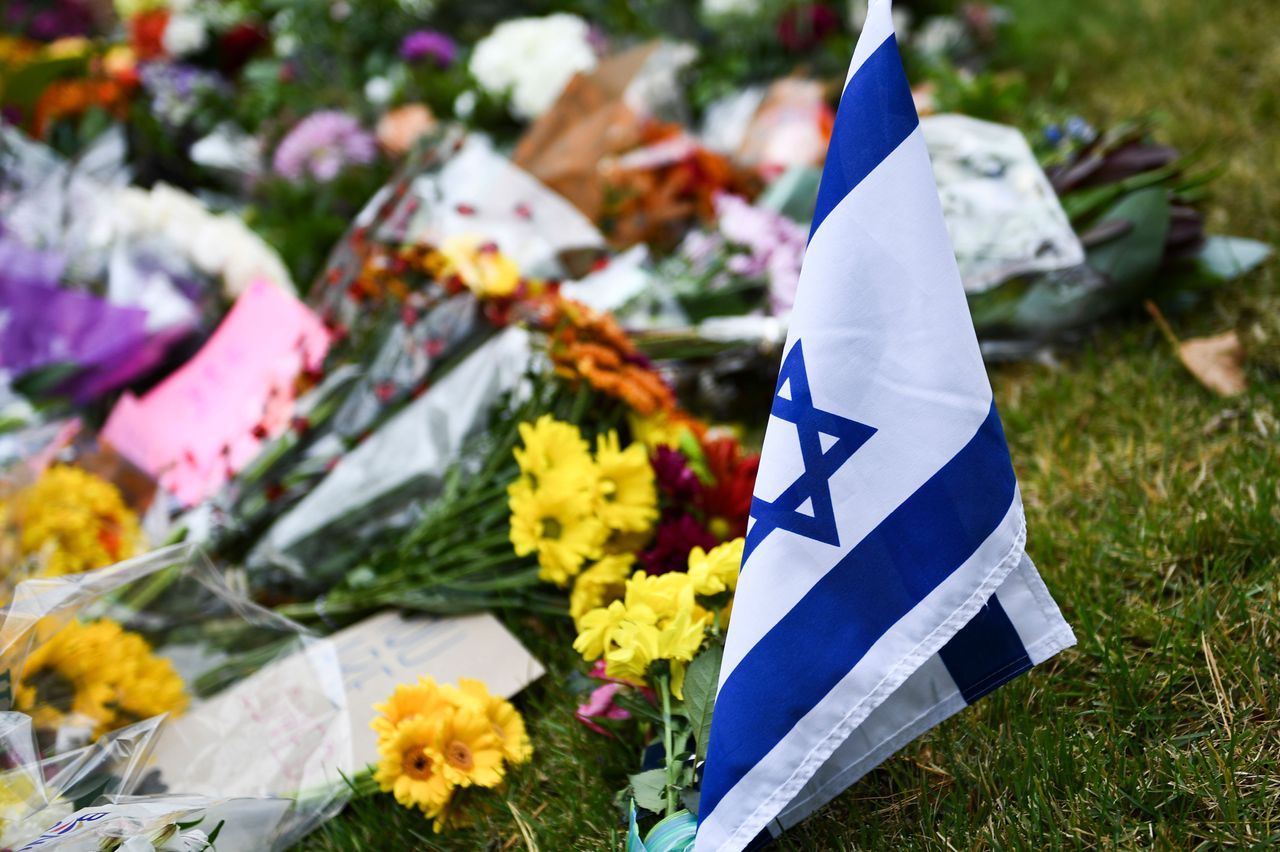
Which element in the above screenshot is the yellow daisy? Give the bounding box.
[604,616,662,683]
[569,554,634,627]
[592,432,658,533]
[110,632,187,729]
[437,706,506,789]
[375,716,453,816]
[573,599,630,662]
[687,537,745,597]
[444,679,534,766]
[509,485,606,586]
[372,677,451,740]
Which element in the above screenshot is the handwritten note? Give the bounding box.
[147,611,545,799]
[101,280,330,505]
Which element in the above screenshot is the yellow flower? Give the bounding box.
[436,705,506,789]
[687,538,745,597]
[573,599,630,662]
[1,466,143,582]
[656,603,709,666]
[372,677,451,740]
[511,415,595,491]
[375,716,453,816]
[592,431,657,533]
[628,411,694,450]
[604,617,662,682]
[14,620,117,732]
[437,235,520,297]
[623,571,696,622]
[569,554,634,628]
[443,679,533,766]
[509,485,606,586]
[110,631,188,727]
[14,618,184,738]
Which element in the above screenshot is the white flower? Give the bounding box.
[701,0,761,18]
[162,13,209,57]
[913,16,966,61]
[364,76,394,106]
[454,89,478,119]
[469,14,597,120]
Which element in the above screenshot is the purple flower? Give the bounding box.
[399,30,457,67]
[272,111,377,182]
[652,445,702,504]
[639,513,718,576]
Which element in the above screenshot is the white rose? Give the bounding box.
[162,13,209,57]
[701,0,761,18]
[469,14,597,121]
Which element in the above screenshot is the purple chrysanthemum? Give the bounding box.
[652,445,702,504]
[638,513,718,576]
[272,111,377,183]
[399,30,457,67]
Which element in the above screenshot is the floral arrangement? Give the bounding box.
[15,617,187,741]
[0,466,144,583]
[371,676,531,832]
[468,14,598,121]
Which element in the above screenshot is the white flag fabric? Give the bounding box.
[694,3,1075,849]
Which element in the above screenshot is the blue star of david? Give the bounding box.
[744,341,877,561]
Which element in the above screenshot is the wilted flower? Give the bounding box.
[272,110,377,182]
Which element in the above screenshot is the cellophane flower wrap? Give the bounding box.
[0,544,353,850]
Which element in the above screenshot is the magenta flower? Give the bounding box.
[639,513,718,575]
[399,30,457,67]
[652,445,702,504]
[576,683,630,735]
[272,111,377,182]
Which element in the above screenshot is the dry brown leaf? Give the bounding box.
[1178,331,1247,397]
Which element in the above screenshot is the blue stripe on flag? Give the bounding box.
[937,593,1033,704]
[808,34,920,243]
[700,402,1017,822]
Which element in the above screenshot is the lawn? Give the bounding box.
[299,0,1280,848]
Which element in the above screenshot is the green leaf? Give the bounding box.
[680,643,723,763]
[629,768,669,814]
[1085,187,1172,290]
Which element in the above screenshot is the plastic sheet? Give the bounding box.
[0,545,350,849]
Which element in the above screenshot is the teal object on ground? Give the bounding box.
[628,803,698,852]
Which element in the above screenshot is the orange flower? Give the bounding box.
[130,9,170,62]
[377,104,437,156]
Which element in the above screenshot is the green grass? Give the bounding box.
[299,0,1280,848]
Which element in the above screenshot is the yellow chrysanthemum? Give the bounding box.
[592,432,657,533]
[437,235,520,297]
[1,466,144,581]
[628,411,693,450]
[569,554,634,628]
[14,618,183,737]
[573,599,631,662]
[604,617,662,683]
[436,705,506,789]
[444,679,533,766]
[575,571,711,685]
[372,677,451,740]
[110,631,188,728]
[511,416,595,491]
[687,538,745,597]
[509,485,606,586]
[623,571,697,622]
[375,716,453,816]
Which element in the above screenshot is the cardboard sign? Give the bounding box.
[148,611,545,799]
[102,281,329,505]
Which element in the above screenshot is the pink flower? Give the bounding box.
[713,193,807,315]
[272,111,377,182]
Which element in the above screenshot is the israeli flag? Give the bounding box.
[694,3,1075,849]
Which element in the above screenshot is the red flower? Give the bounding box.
[129,9,170,61]
[218,22,269,75]
[698,436,760,539]
[777,3,841,53]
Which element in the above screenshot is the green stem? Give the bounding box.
[658,672,678,817]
